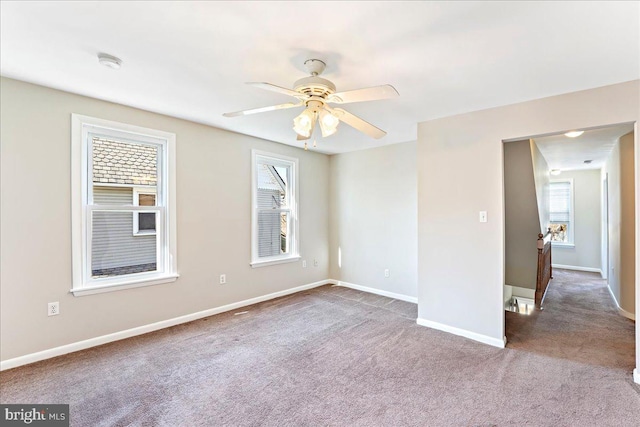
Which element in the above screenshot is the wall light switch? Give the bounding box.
[479,211,488,223]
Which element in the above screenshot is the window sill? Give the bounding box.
[250,256,301,268]
[71,273,179,296]
[133,231,157,237]
[552,242,575,249]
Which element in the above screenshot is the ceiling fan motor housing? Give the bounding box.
[294,76,336,99]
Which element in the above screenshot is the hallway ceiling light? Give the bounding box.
[550,169,562,175]
[564,130,584,138]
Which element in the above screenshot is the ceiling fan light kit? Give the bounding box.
[318,109,339,137]
[293,108,315,138]
[223,58,399,149]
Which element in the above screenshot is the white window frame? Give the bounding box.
[133,187,158,236]
[251,150,300,267]
[550,178,575,248]
[71,114,178,296]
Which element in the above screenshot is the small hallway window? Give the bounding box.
[549,180,574,245]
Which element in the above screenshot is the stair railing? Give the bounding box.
[535,228,553,309]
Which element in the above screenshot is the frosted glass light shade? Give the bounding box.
[293,109,315,138]
[319,110,339,137]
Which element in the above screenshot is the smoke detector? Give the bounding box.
[98,53,122,69]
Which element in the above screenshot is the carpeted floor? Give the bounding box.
[1,272,638,426]
[505,269,635,369]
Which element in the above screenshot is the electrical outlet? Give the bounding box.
[384,269,390,278]
[302,260,307,268]
[219,274,226,285]
[314,259,318,267]
[48,302,60,317]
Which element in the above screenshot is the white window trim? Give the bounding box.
[550,178,575,247]
[250,150,300,268]
[71,114,178,296]
[133,187,157,236]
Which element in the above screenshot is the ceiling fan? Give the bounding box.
[223,59,399,141]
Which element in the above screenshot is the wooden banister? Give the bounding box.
[535,228,553,309]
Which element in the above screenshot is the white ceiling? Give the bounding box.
[1,1,638,154]
[534,123,635,171]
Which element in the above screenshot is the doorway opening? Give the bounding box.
[502,122,636,369]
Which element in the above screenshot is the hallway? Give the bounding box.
[506,269,635,370]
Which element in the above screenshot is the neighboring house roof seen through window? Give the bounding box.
[92,137,157,186]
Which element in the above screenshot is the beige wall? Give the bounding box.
[603,132,636,316]
[552,169,602,271]
[620,132,636,317]
[531,140,550,233]
[417,81,639,353]
[2,75,638,376]
[504,139,542,290]
[329,142,417,299]
[0,77,330,361]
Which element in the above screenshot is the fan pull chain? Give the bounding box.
[304,142,308,151]
[313,139,317,148]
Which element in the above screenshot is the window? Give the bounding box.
[133,188,157,235]
[251,150,299,267]
[71,115,177,295]
[549,179,574,245]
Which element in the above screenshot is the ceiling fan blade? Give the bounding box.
[331,107,387,139]
[327,85,399,104]
[247,82,306,100]
[223,102,302,117]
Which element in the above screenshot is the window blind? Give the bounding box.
[256,160,290,258]
[549,181,571,222]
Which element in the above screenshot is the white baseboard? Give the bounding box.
[606,285,636,321]
[618,308,636,321]
[552,264,602,275]
[0,280,330,371]
[634,368,640,385]
[331,280,418,304]
[416,317,506,348]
